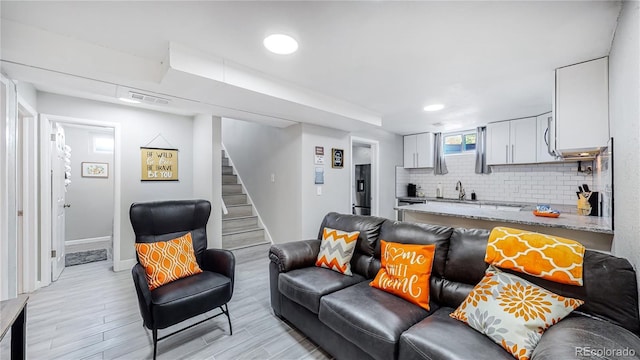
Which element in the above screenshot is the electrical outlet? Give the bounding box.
[271,173,275,182]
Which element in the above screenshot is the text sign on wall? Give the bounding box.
[141,147,179,181]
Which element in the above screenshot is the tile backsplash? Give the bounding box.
[397,153,594,207]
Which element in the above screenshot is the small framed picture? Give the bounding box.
[81,162,109,178]
[332,148,344,168]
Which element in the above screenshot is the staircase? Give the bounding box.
[222,150,269,250]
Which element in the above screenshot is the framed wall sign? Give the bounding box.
[141,147,179,181]
[81,162,109,178]
[332,148,344,168]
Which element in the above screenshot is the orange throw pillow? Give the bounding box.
[135,232,203,290]
[485,227,585,286]
[370,241,435,310]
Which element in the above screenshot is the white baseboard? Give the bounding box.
[113,258,136,272]
[66,236,112,246]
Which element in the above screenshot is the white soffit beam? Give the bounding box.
[166,42,382,127]
[1,19,164,84]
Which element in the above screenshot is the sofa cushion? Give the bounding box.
[316,227,360,275]
[318,212,387,278]
[485,227,585,286]
[319,281,431,360]
[279,267,366,314]
[370,241,435,310]
[399,307,515,360]
[531,315,640,360]
[450,266,584,360]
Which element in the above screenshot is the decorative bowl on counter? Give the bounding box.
[533,204,560,218]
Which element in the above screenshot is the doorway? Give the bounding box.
[40,114,121,286]
[350,137,379,216]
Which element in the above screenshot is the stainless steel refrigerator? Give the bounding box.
[353,164,371,216]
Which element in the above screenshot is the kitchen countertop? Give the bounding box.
[395,200,613,234]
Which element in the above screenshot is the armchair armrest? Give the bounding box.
[269,239,321,273]
[131,263,153,328]
[201,249,236,289]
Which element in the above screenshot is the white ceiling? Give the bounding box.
[0,1,622,135]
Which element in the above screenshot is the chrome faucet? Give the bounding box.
[455,180,465,200]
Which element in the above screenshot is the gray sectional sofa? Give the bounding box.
[268,212,640,360]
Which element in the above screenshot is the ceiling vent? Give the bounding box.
[129,92,171,105]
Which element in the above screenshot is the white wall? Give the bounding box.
[38,92,195,262]
[222,118,302,243]
[399,153,593,209]
[609,1,640,294]
[192,114,223,249]
[301,124,352,238]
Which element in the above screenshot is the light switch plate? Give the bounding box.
[316,186,322,196]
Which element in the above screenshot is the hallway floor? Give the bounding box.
[18,244,331,360]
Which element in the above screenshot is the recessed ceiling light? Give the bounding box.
[264,34,298,55]
[423,104,445,112]
[118,97,141,104]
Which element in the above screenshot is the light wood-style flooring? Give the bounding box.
[16,244,332,360]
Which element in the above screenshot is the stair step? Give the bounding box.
[223,205,253,219]
[222,166,234,175]
[222,158,230,166]
[223,194,247,205]
[222,228,266,250]
[222,174,237,184]
[222,216,258,232]
[222,184,243,195]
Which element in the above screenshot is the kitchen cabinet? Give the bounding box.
[486,117,537,165]
[554,57,609,157]
[403,132,434,168]
[536,112,560,163]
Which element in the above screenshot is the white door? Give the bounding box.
[510,117,537,164]
[51,123,67,281]
[486,121,510,165]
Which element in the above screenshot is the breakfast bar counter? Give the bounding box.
[396,201,613,252]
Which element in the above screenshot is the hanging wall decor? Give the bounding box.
[141,147,179,181]
[332,148,344,168]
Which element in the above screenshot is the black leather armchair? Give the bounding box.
[130,199,235,359]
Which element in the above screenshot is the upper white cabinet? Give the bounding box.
[403,132,434,168]
[487,117,537,165]
[536,112,560,163]
[554,57,609,156]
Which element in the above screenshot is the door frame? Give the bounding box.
[39,114,122,286]
[350,136,379,216]
[17,96,39,293]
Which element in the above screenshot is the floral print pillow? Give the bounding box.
[450,266,584,360]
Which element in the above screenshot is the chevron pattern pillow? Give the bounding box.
[316,227,360,276]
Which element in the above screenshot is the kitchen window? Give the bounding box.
[444,131,476,155]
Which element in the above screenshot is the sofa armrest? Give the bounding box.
[269,239,321,273]
[532,315,640,360]
[201,248,236,289]
[131,263,153,328]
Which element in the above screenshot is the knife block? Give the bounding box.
[577,192,600,216]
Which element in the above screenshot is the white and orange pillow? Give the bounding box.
[451,266,583,360]
[135,232,203,290]
[485,227,585,286]
[370,241,435,310]
[316,228,360,275]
